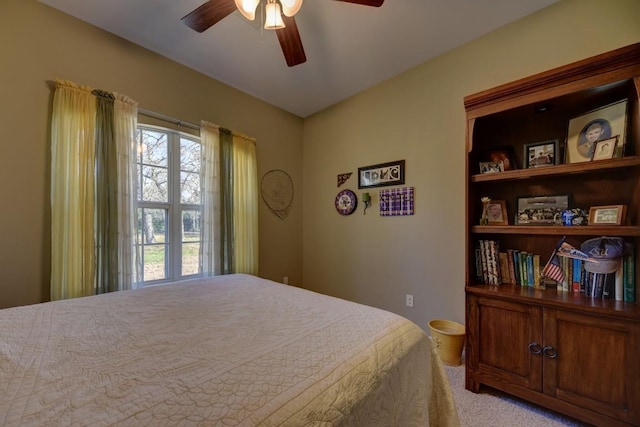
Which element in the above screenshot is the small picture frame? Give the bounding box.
[479,161,504,174]
[516,194,569,225]
[484,146,518,171]
[591,136,618,161]
[588,205,626,225]
[486,200,508,225]
[523,139,559,168]
[566,99,628,163]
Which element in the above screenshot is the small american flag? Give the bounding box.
[542,254,564,282]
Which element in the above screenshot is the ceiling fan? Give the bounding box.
[181,0,385,67]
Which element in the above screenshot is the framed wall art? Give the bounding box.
[379,186,414,216]
[358,160,405,189]
[565,99,628,163]
[523,139,558,168]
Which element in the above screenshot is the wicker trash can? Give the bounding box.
[428,319,466,366]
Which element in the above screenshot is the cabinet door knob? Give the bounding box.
[543,345,558,359]
[528,342,542,354]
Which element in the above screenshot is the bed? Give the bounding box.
[1,274,459,426]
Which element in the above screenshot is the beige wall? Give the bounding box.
[0,1,303,308]
[302,0,640,330]
[2,0,639,330]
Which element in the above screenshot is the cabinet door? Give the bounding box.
[544,309,640,425]
[467,296,543,391]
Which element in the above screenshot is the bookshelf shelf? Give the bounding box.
[471,156,640,182]
[466,284,640,320]
[471,225,640,236]
[464,43,640,427]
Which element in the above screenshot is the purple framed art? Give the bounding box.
[380,187,414,216]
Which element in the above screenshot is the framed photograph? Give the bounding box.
[486,200,508,225]
[482,146,518,171]
[358,160,405,189]
[523,139,559,168]
[479,161,504,174]
[588,205,626,225]
[516,194,569,225]
[591,136,618,161]
[566,99,628,163]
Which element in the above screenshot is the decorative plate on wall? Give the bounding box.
[335,189,358,215]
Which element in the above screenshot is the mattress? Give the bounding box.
[0,274,459,426]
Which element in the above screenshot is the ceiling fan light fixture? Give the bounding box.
[280,0,303,17]
[264,0,286,30]
[235,0,260,21]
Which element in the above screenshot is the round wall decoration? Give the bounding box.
[261,169,294,220]
[335,189,357,215]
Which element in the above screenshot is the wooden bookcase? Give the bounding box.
[464,43,640,426]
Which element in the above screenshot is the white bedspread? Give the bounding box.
[1,274,459,426]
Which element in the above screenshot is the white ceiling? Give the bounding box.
[39,0,559,118]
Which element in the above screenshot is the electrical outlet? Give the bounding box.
[405,294,414,307]
[283,276,288,285]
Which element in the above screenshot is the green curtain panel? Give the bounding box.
[219,128,235,274]
[92,89,119,294]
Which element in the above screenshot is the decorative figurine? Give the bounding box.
[480,197,491,225]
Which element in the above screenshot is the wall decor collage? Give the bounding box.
[335,159,413,216]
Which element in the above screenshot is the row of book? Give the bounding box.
[474,239,636,302]
[475,240,541,287]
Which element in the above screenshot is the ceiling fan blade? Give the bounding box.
[334,0,384,6]
[181,0,237,33]
[276,15,307,67]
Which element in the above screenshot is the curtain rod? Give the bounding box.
[138,107,200,131]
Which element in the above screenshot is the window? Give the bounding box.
[136,126,202,284]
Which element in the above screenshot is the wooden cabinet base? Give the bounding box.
[466,291,640,427]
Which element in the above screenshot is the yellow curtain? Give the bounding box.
[232,132,259,275]
[201,121,221,276]
[50,80,96,300]
[113,94,139,289]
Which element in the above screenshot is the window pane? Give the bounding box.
[139,208,168,282]
[144,208,167,243]
[144,245,166,281]
[182,209,201,277]
[180,171,200,204]
[140,130,168,166]
[182,209,201,241]
[142,165,168,202]
[182,242,200,276]
[181,138,201,172]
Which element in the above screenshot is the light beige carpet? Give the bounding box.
[444,364,590,426]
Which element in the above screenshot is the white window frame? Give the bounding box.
[136,125,203,285]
